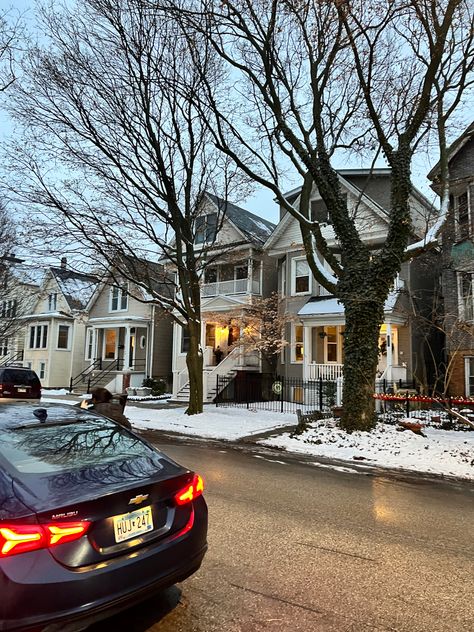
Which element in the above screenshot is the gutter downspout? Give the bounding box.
[148,304,155,378]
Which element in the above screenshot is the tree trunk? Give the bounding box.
[340,302,383,432]
[185,319,203,415]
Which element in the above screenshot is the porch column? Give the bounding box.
[247,255,254,294]
[92,328,98,362]
[123,325,131,369]
[386,322,393,382]
[303,325,311,380]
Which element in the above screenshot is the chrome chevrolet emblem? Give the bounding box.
[128,493,149,506]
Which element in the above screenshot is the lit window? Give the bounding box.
[29,325,48,349]
[57,325,70,349]
[293,325,304,362]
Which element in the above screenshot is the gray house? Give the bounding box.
[265,169,439,390]
[428,121,474,396]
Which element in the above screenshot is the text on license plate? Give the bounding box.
[113,505,154,543]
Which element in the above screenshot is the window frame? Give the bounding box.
[465,356,474,397]
[29,324,48,350]
[180,326,190,355]
[291,257,312,296]
[458,271,474,322]
[291,323,304,363]
[195,213,218,245]
[455,191,471,241]
[56,324,71,350]
[48,293,57,312]
[109,283,129,312]
[0,337,8,356]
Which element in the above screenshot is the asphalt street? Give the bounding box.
[88,437,474,632]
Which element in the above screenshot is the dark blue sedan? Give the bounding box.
[0,403,208,631]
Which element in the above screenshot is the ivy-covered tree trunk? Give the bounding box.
[185,318,203,415]
[340,301,384,432]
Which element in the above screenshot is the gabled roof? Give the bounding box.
[50,267,100,311]
[427,121,474,181]
[206,192,276,245]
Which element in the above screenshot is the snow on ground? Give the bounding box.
[260,418,474,480]
[42,389,71,396]
[127,405,295,440]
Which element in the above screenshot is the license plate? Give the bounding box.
[113,506,153,543]
[17,388,27,393]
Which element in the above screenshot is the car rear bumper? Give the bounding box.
[0,499,207,631]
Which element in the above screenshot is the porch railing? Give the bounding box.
[202,278,260,297]
[69,358,103,392]
[308,363,344,381]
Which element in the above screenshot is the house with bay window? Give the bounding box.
[171,192,277,402]
[265,169,438,389]
[22,259,99,387]
[428,121,474,397]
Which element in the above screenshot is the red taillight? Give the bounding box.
[0,521,90,557]
[174,474,204,506]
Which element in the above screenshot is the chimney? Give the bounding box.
[60,257,67,269]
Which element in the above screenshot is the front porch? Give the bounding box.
[298,323,407,383]
[77,319,151,392]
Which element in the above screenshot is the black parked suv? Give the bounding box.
[0,366,42,400]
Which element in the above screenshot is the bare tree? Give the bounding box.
[6,0,243,414]
[168,0,474,430]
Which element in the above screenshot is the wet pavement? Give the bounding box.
[87,438,474,632]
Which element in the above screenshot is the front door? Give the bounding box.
[103,329,117,359]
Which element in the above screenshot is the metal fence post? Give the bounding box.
[280,377,284,413]
[405,395,410,417]
[319,377,323,411]
[216,374,219,407]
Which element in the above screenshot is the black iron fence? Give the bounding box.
[375,393,474,428]
[216,373,339,414]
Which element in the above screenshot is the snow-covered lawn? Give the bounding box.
[260,418,474,480]
[127,405,295,440]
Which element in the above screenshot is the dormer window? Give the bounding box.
[48,293,57,311]
[110,283,128,312]
[195,213,217,244]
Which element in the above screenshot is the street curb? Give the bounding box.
[134,426,474,490]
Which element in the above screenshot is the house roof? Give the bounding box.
[50,267,100,311]
[206,192,276,245]
[427,121,474,181]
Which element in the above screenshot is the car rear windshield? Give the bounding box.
[0,418,155,474]
[0,369,40,385]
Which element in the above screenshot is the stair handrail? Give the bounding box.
[85,358,123,393]
[69,358,103,391]
[0,349,24,367]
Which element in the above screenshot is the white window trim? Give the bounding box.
[324,326,343,364]
[48,293,57,312]
[455,189,472,241]
[291,257,312,296]
[56,324,71,351]
[102,329,119,360]
[291,323,304,364]
[457,271,474,322]
[85,329,93,360]
[29,324,48,350]
[465,356,474,397]
[109,284,129,313]
[39,361,47,380]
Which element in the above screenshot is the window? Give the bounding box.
[204,267,218,284]
[0,338,8,356]
[104,329,117,359]
[292,324,304,363]
[39,362,46,379]
[195,213,217,244]
[110,284,128,311]
[457,192,470,240]
[466,357,474,397]
[48,293,57,311]
[311,199,330,225]
[181,326,190,353]
[280,260,286,296]
[325,326,338,363]
[459,272,473,321]
[292,258,311,295]
[235,265,248,280]
[85,329,93,360]
[29,325,48,349]
[0,299,17,318]
[57,325,70,349]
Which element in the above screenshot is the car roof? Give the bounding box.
[0,402,107,429]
